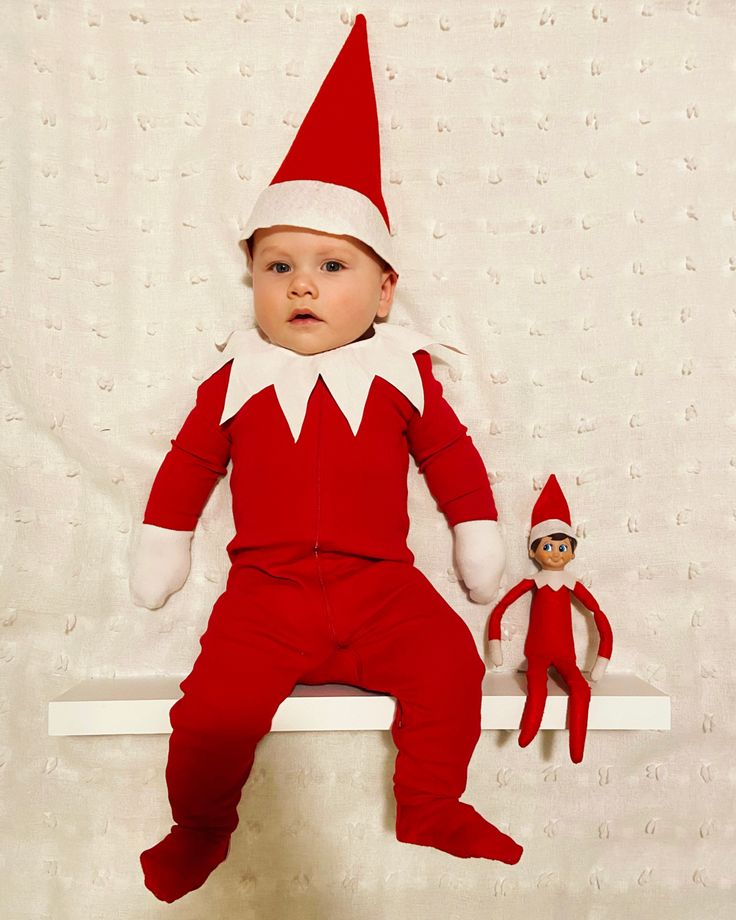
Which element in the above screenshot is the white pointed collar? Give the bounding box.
[206,323,466,441]
[531,568,578,591]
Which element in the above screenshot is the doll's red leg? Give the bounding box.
[518,656,550,748]
[140,566,332,903]
[336,561,523,864]
[552,657,592,763]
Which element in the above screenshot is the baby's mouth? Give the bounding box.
[289,309,323,324]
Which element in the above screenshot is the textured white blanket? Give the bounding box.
[2,2,732,917]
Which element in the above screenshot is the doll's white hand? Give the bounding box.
[129,523,194,610]
[452,520,506,605]
[589,656,609,682]
[489,639,503,668]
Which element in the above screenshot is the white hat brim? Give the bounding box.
[528,518,575,546]
[241,179,397,273]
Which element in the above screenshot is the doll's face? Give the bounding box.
[529,537,575,570]
[248,225,398,355]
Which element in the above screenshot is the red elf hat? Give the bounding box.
[241,13,396,275]
[528,474,575,546]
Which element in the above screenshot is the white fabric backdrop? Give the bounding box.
[2,2,734,918]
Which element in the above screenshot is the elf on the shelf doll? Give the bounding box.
[487,474,613,764]
[129,15,523,904]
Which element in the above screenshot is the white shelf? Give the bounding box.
[48,672,670,736]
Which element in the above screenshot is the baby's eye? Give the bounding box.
[323,260,344,272]
[268,262,290,273]
[543,543,552,552]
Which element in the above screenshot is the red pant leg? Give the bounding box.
[249,554,522,864]
[304,559,487,808]
[552,657,592,764]
[163,563,333,835]
[518,656,550,748]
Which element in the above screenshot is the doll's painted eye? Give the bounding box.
[559,544,567,552]
[543,543,552,552]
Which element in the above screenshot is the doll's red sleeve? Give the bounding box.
[405,350,497,527]
[487,579,535,641]
[142,360,234,531]
[572,581,613,660]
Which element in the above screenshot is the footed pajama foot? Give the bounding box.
[140,826,231,903]
[396,800,523,864]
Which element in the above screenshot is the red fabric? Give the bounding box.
[530,473,571,531]
[269,14,390,230]
[487,578,535,642]
[488,578,613,662]
[572,581,613,660]
[139,557,521,895]
[519,654,591,764]
[143,349,497,565]
[138,346,522,895]
[487,576,613,764]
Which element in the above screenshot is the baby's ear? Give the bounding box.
[240,238,253,272]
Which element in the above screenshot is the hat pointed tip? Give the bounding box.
[531,473,572,531]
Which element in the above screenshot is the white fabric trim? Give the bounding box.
[528,518,575,546]
[241,179,397,273]
[128,524,193,610]
[206,323,466,441]
[532,569,578,592]
[452,520,504,602]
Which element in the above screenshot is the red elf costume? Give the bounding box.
[130,14,523,904]
[487,475,613,764]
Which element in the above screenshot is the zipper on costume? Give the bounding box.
[313,544,337,646]
[313,385,338,646]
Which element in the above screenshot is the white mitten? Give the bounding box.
[489,638,504,668]
[589,655,609,683]
[129,523,194,610]
[452,519,506,605]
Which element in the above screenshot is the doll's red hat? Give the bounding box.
[241,13,396,274]
[528,474,575,546]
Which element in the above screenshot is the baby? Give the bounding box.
[130,15,523,903]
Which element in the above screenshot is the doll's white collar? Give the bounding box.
[531,568,578,591]
[207,323,465,441]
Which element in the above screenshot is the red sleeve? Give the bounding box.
[142,360,234,531]
[572,582,613,660]
[487,578,535,641]
[405,350,497,527]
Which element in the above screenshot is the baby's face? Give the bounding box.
[249,225,397,355]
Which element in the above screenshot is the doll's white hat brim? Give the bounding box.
[528,518,576,547]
